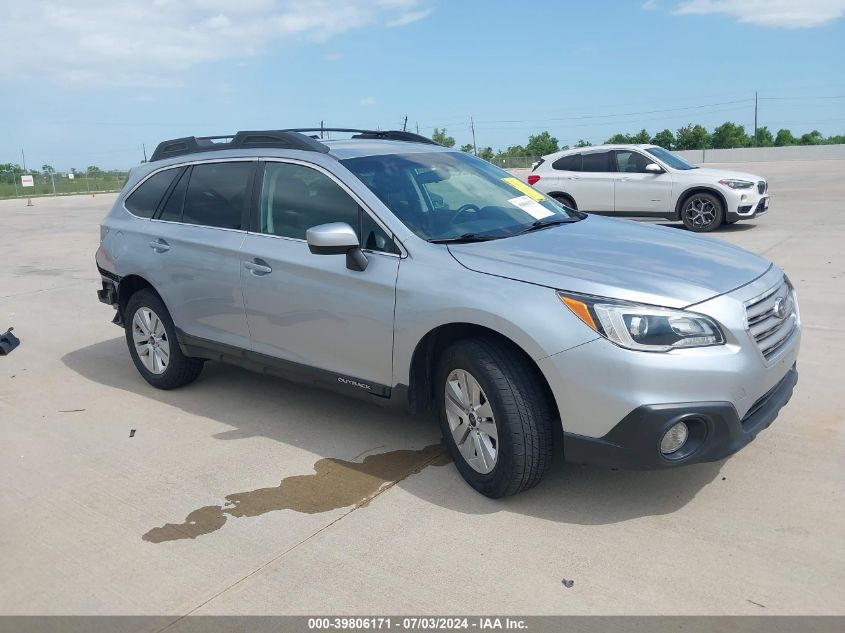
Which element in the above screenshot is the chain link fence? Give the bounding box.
[0,171,129,199]
[490,155,541,169]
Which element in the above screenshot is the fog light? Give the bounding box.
[660,422,689,455]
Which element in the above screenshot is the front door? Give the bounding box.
[612,150,673,215]
[239,160,401,390]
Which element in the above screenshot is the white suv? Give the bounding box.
[528,144,769,232]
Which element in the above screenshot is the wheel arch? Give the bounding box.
[674,186,727,221]
[548,191,577,208]
[405,323,560,425]
[117,274,161,323]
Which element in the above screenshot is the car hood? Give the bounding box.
[683,167,763,182]
[447,215,771,308]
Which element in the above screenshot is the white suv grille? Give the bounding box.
[745,278,798,362]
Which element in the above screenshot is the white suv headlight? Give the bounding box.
[558,292,725,352]
[719,179,754,189]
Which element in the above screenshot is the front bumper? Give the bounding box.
[562,365,797,469]
[724,184,769,222]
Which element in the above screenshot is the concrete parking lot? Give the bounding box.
[1,160,843,617]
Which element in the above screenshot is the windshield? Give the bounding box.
[341,151,580,241]
[645,146,697,170]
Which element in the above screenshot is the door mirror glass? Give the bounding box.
[645,163,663,173]
[306,222,368,271]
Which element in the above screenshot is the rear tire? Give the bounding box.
[552,193,577,210]
[435,337,554,498]
[681,192,723,232]
[124,289,204,390]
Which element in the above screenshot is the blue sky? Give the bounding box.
[1,0,843,170]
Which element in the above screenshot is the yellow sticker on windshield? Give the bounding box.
[502,177,546,202]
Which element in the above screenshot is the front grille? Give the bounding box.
[757,181,767,194]
[745,279,798,362]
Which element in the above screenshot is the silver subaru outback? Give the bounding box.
[95,128,800,497]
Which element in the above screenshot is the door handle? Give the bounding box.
[148,239,170,253]
[243,259,272,276]
[620,177,631,182]
[568,176,580,180]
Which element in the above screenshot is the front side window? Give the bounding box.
[259,162,397,253]
[125,168,179,218]
[342,151,581,242]
[645,146,697,170]
[181,162,252,229]
[613,150,652,173]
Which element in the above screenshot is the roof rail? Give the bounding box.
[149,128,440,162]
[285,128,440,146]
[149,130,331,162]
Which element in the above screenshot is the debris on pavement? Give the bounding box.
[0,328,20,356]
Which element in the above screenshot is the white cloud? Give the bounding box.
[359,96,376,106]
[0,0,433,86]
[387,8,431,26]
[673,0,845,28]
[323,52,344,61]
[642,0,658,11]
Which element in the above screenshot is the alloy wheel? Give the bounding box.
[132,307,170,375]
[684,197,717,228]
[444,369,498,474]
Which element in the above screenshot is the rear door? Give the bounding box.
[239,159,401,390]
[573,150,615,213]
[611,150,673,215]
[145,159,254,349]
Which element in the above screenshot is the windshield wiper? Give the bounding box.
[429,233,502,244]
[516,216,582,235]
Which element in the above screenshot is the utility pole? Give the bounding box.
[402,116,408,132]
[320,120,324,139]
[416,122,419,134]
[49,170,56,196]
[21,149,26,172]
[142,143,148,162]
[470,116,478,156]
[753,91,758,146]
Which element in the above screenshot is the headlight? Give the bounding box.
[558,292,724,352]
[719,179,754,189]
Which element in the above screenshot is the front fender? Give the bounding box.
[392,251,598,387]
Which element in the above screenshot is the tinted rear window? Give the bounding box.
[581,151,610,172]
[158,168,189,222]
[125,169,179,218]
[552,154,581,171]
[181,162,253,230]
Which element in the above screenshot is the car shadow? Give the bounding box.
[655,221,756,232]
[62,337,724,528]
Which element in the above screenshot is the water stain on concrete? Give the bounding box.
[143,443,450,543]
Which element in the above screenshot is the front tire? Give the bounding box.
[124,289,204,390]
[435,338,554,498]
[681,192,723,232]
[552,193,577,210]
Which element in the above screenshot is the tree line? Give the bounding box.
[431,123,845,159]
[0,163,124,177]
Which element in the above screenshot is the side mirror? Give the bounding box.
[645,163,663,173]
[306,222,368,272]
